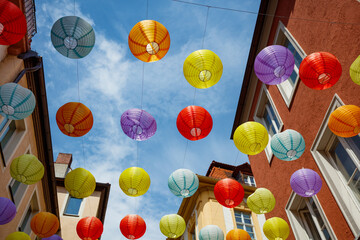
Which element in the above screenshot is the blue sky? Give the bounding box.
[32,0,260,238]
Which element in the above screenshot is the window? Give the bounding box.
[64,196,83,216]
[273,21,306,107]
[243,175,256,187]
[234,211,255,239]
[254,84,283,162]
[286,192,335,239]
[0,116,16,149]
[19,191,40,235]
[9,178,28,207]
[311,94,360,234]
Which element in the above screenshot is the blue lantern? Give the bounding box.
[199,225,224,240]
[270,129,305,161]
[0,83,36,120]
[168,169,199,198]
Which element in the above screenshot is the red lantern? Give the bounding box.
[176,105,213,141]
[214,178,244,208]
[299,52,342,90]
[76,216,103,240]
[120,214,146,239]
[0,0,27,45]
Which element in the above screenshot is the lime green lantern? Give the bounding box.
[159,214,186,238]
[64,168,96,198]
[247,188,275,214]
[263,217,290,240]
[119,167,150,197]
[350,55,360,85]
[6,232,31,240]
[10,154,44,185]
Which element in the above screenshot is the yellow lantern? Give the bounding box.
[159,214,186,238]
[263,217,290,240]
[350,55,360,85]
[233,121,268,155]
[128,20,170,62]
[64,168,96,198]
[6,232,31,240]
[119,167,150,197]
[247,188,276,214]
[10,154,44,185]
[183,49,223,89]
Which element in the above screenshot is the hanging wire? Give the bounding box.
[201,7,210,49]
[172,0,360,25]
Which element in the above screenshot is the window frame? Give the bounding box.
[63,195,83,217]
[253,84,284,162]
[234,210,256,239]
[8,177,28,207]
[18,188,40,235]
[273,21,307,108]
[310,94,360,235]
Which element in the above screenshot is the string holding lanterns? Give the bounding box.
[299,52,342,90]
[183,49,223,89]
[263,217,290,240]
[168,169,199,198]
[119,167,151,197]
[350,55,360,85]
[198,225,224,240]
[128,20,170,62]
[176,105,213,141]
[270,129,305,161]
[247,188,275,214]
[214,178,244,208]
[254,45,295,85]
[30,212,59,238]
[120,108,157,141]
[76,216,103,240]
[64,168,96,198]
[159,214,186,239]
[51,16,95,59]
[0,197,16,225]
[290,168,322,197]
[120,214,146,239]
[328,105,360,138]
[10,154,44,185]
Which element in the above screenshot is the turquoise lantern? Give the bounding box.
[0,83,36,120]
[199,225,224,240]
[270,129,305,161]
[168,169,199,198]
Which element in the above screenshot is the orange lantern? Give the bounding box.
[226,229,251,240]
[328,105,360,138]
[30,212,59,238]
[128,20,170,62]
[56,102,93,137]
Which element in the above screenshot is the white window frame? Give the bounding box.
[243,174,256,187]
[18,187,40,235]
[311,94,360,235]
[60,192,86,218]
[234,210,256,239]
[254,84,284,162]
[285,192,336,239]
[8,177,28,207]
[63,195,83,217]
[273,21,307,107]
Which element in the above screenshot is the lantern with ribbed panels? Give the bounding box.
[159,214,186,238]
[120,214,146,239]
[226,229,251,240]
[77,216,103,240]
[270,129,305,161]
[263,217,290,240]
[214,178,244,208]
[5,232,31,240]
[64,168,96,198]
[350,55,360,85]
[119,167,150,197]
[128,20,170,62]
[247,188,275,214]
[30,212,59,238]
[183,50,223,89]
[233,121,268,155]
[328,105,360,138]
[168,169,199,198]
[0,197,16,225]
[10,154,44,185]
[199,225,224,240]
[290,168,322,197]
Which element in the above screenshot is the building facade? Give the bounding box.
[232,0,360,239]
[177,161,266,240]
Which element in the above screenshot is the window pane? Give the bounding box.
[244,219,251,224]
[19,206,32,234]
[302,211,322,240]
[263,110,274,136]
[332,140,357,182]
[294,51,302,68]
[64,197,82,215]
[245,225,253,232]
[268,104,280,130]
[0,121,16,148]
[349,170,360,202]
[288,70,298,85]
[236,224,244,229]
[249,232,255,239]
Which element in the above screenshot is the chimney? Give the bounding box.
[54,153,72,178]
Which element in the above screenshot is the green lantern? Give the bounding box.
[247,188,276,214]
[159,214,186,238]
[10,154,44,185]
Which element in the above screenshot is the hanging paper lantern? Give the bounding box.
[128,20,170,62]
[64,168,96,198]
[77,216,103,240]
[159,214,186,238]
[350,55,360,85]
[183,49,223,89]
[226,229,251,240]
[214,178,244,208]
[176,105,213,141]
[10,154,44,185]
[0,0,27,45]
[263,217,290,240]
[328,105,360,138]
[30,212,59,238]
[120,108,157,141]
[0,197,16,225]
[42,235,63,240]
[233,121,268,155]
[5,232,31,240]
[119,167,150,197]
[270,129,305,161]
[254,45,295,85]
[290,168,322,197]
[247,188,275,214]
[120,214,146,239]
[0,83,36,120]
[168,169,199,198]
[199,225,224,240]
[56,102,93,137]
[299,52,342,90]
[51,16,95,59]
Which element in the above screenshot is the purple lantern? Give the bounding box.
[0,197,16,225]
[42,235,63,240]
[120,108,157,141]
[290,168,322,197]
[254,45,295,85]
